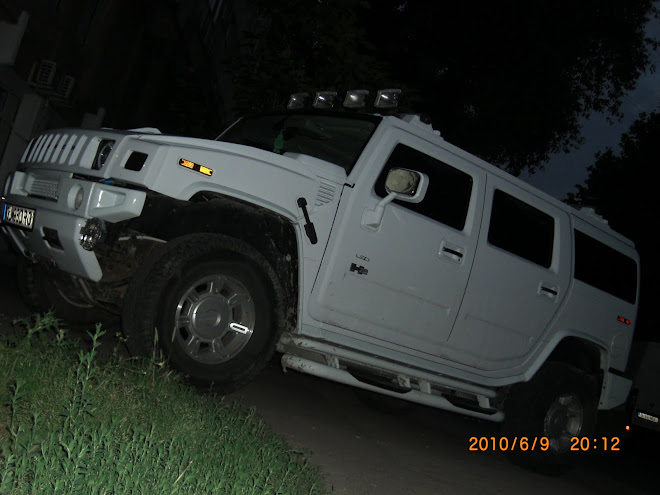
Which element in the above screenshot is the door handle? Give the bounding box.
[538,282,559,300]
[439,240,465,263]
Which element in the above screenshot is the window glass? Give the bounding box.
[488,189,554,268]
[375,144,473,230]
[574,230,637,304]
[218,112,379,174]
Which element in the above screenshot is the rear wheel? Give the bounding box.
[122,234,281,393]
[501,362,598,474]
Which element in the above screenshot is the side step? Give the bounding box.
[281,354,503,422]
[347,366,412,393]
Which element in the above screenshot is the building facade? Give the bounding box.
[0,0,253,185]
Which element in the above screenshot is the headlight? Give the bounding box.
[93,139,115,170]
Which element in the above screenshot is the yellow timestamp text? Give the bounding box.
[570,437,621,451]
[468,436,550,452]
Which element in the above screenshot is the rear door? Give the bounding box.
[446,176,570,370]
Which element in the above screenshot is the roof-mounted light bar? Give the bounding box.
[313,91,338,109]
[374,89,401,109]
[343,89,369,108]
[287,88,401,110]
[287,92,311,110]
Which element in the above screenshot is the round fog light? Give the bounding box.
[67,184,84,211]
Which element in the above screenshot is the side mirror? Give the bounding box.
[384,168,428,203]
[362,168,428,231]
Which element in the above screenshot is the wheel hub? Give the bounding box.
[544,393,584,452]
[174,274,255,364]
[190,298,229,338]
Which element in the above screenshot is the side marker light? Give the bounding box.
[179,158,213,176]
[617,316,632,325]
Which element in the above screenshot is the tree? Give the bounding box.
[230,0,657,176]
[567,112,660,341]
[229,0,393,115]
[366,0,659,175]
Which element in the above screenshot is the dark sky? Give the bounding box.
[519,16,660,200]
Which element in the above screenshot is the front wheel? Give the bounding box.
[16,256,103,324]
[501,362,598,474]
[122,234,281,393]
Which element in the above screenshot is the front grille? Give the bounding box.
[28,177,59,201]
[22,132,89,167]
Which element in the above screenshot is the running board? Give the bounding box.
[281,354,504,422]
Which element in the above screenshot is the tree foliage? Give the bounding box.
[229,0,392,114]
[231,0,658,176]
[366,0,659,175]
[567,112,660,341]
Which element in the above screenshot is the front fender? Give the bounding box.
[138,143,325,222]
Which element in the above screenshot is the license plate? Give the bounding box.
[2,204,36,230]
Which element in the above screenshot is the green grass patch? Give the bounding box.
[0,312,328,494]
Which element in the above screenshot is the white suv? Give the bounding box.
[1,90,639,470]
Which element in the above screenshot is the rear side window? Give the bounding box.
[375,144,473,230]
[574,230,637,304]
[488,190,554,268]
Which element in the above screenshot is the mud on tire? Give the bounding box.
[16,256,102,324]
[121,234,282,393]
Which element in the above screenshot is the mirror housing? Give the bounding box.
[384,168,428,203]
[362,169,428,231]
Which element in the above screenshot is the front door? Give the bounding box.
[309,134,484,358]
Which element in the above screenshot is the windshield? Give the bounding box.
[217,112,380,174]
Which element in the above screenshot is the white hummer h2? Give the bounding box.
[1,89,639,469]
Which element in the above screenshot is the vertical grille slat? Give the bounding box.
[29,135,46,161]
[44,134,62,163]
[36,134,54,162]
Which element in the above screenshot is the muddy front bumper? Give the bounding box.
[2,171,146,281]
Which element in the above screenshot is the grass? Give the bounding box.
[0,312,328,494]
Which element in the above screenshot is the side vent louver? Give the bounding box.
[315,181,336,206]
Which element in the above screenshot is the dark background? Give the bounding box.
[1,0,658,339]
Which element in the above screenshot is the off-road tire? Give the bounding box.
[121,233,282,393]
[501,361,598,474]
[16,256,102,324]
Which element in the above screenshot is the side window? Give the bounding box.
[574,230,637,304]
[375,144,473,230]
[488,189,554,268]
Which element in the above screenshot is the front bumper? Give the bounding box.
[2,171,146,281]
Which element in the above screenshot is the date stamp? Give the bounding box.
[469,436,549,452]
[469,436,622,452]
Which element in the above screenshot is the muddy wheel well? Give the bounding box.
[495,337,605,413]
[547,337,603,376]
[125,191,299,333]
[545,337,604,397]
